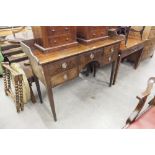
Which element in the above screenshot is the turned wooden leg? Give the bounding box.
[109,61,116,87]
[3,68,8,96]
[14,77,20,113]
[19,76,24,111]
[46,85,57,121]
[34,76,43,103]
[113,54,121,85]
[134,48,143,69]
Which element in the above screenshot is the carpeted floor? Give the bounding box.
[0,55,155,128]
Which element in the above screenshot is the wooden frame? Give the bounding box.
[2,62,24,112]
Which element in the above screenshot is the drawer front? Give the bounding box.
[88,27,108,39]
[103,52,118,64]
[48,34,75,47]
[104,43,120,55]
[47,26,75,36]
[51,68,78,87]
[80,48,103,66]
[48,56,78,75]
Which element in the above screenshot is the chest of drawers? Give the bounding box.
[32,26,78,52]
[77,26,108,44]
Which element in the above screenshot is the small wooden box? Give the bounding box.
[32,26,78,52]
[77,26,108,44]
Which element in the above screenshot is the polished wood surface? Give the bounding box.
[32,38,121,64]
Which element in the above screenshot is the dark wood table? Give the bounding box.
[113,38,144,85]
[21,38,121,121]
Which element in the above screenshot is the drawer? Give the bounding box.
[104,43,120,55]
[51,68,78,87]
[80,48,103,66]
[48,56,78,75]
[47,26,74,36]
[103,51,118,65]
[48,34,75,47]
[89,28,108,39]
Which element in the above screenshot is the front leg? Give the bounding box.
[134,48,143,69]
[109,61,116,87]
[113,54,121,85]
[46,84,57,121]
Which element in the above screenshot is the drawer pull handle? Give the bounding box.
[90,53,95,59]
[63,74,68,80]
[65,27,69,30]
[109,57,112,62]
[92,33,96,36]
[54,40,57,43]
[111,47,114,53]
[66,38,69,41]
[62,62,67,69]
[51,29,55,32]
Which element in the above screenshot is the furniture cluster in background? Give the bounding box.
[1,26,155,123]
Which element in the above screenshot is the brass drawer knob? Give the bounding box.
[63,74,68,80]
[90,53,95,59]
[62,62,67,69]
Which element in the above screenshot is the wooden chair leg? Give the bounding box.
[28,81,36,104]
[46,85,57,121]
[93,62,96,77]
[34,76,43,103]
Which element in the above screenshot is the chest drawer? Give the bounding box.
[88,27,108,39]
[48,56,78,75]
[51,67,78,87]
[79,48,103,66]
[48,34,75,47]
[47,26,74,36]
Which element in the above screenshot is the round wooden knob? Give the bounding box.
[54,40,57,43]
[66,38,69,41]
[63,74,68,80]
[62,62,67,69]
[90,53,94,59]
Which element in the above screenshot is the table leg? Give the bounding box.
[134,48,143,69]
[46,85,57,121]
[113,54,121,85]
[109,61,116,87]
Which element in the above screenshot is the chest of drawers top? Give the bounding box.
[32,26,78,51]
[77,26,108,44]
